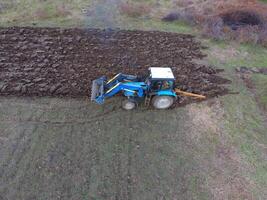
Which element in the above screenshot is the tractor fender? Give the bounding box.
[156,90,177,98]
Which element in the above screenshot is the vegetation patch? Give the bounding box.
[220,10,263,30]
[251,74,267,111]
[202,9,267,46]
[119,1,151,18]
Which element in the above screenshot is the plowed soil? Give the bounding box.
[0,27,229,105]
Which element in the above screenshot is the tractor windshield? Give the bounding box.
[150,80,174,91]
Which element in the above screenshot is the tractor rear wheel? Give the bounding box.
[152,96,174,109]
[122,100,136,110]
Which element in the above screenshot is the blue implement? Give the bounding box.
[91,73,147,104]
[91,76,106,102]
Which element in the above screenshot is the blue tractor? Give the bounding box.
[91,67,177,110]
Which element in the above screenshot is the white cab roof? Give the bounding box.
[149,67,175,80]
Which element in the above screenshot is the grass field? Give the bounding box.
[0,0,267,199]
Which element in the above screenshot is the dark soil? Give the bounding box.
[0,27,229,104]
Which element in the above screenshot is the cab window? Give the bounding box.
[151,80,173,90]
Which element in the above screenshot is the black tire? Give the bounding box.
[152,96,174,109]
[122,100,136,110]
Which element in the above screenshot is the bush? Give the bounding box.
[202,9,267,46]
[162,12,181,22]
[202,17,224,40]
[235,25,260,44]
[162,10,198,25]
[220,10,263,30]
[203,18,263,44]
[258,25,267,47]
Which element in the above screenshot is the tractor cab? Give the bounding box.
[146,67,175,92]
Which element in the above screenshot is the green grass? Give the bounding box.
[0,0,90,27]
[0,0,194,33]
[121,18,194,33]
[206,40,267,70]
[251,74,267,110]
[203,38,267,198]
[217,69,267,198]
[236,44,267,67]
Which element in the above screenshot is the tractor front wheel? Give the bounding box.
[152,96,174,109]
[122,100,136,110]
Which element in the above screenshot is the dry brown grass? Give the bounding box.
[258,28,267,47]
[186,99,256,200]
[55,3,71,18]
[157,0,267,46]
[33,3,71,20]
[119,1,151,18]
[202,8,267,45]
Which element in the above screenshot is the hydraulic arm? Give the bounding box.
[91,73,146,104]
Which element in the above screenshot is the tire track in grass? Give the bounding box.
[114,113,123,200]
[0,125,39,198]
[125,112,134,200]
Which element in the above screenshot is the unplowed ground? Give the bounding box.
[0,27,229,105]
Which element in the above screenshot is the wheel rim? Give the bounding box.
[124,101,135,110]
[154,97,173,109]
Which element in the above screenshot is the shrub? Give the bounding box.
[258,26,267,47]
[162,12,181,22]
[202,17,224,40]
[162,10,198,25]
[202,9,267,46]
[220,10,263,30]
[258,11,267,44]
[235,25,260,44]
[181,12,197,25]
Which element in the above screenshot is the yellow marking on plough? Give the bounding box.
[106,83,120,94]
[107,74,120,84]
